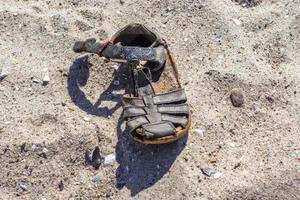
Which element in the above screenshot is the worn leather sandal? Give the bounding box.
[73,23,191,144]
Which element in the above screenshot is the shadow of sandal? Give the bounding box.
[67,56,126,117]
[67,55,188,196]
[115,115,188,196]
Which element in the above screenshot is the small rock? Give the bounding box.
[91,147,102,169]
[266,95,274,103]
[233,162,241,169]
[208,156,218,163]
[20,143,27,153]
[86,146,102,169]
[58,180,64,191]
[31,144,37,151]
[234,155,244,169]
[40,148,49,159]
[230,88,244,107]
[42,147,49,154]
[83,116,90,122]
[32,78,40,83]
[0,71,8,80]
[20,184,27,191]
[166,6,172,12]
[42,73,50,85]
[205,69,220,76]
[162,18,169,24]
[194,129,204,137]
[104,154,115,167]
[91,174,101,183]
[233,18,241,25]
[213,172,223,179]
[201,168,214,177]
[0,59,10,80]
[229,142,236,147]
[201,168,222,178]
[183,38,188,42]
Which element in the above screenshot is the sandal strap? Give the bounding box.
[127,116,149,133]
[161,114,188,127]
[123,107,146,118]
[153,89,187,104]
[142,122,176,139]
[158,104,189,115]
[73,38,166,64]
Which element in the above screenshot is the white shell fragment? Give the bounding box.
[104,154,116,167]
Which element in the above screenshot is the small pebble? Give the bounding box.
[41,148,49,159]
[0,71,8,80]
[183,38,188,42]
[230,88,244,107]
[166,6,172,12]
[229,142,236,147]
[58,180,64,191]
[91,174,101,183]
[83,116,90,122]
[104,154,115,167]
[194,129,204,137]
[213,172,223,179]
[20,184,27,191]
[42,74,50,85]
[31,144,37,151]
[234,162,241,169]
[91,146,102,169]
[201,168,214,177]
[0,59,10,80]
[32,78,40,83]
[86,146,102,169]
[233,18,241,25]
[42,148,49,154]
[20,143,27,153]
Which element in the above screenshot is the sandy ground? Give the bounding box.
[0,0,299,199]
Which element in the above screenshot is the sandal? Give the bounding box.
[73,23,191,144]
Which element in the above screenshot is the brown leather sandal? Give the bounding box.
[73,23,191,144]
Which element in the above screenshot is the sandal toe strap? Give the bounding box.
[142,122,176,139]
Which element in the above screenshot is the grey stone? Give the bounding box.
[58,180,64,191]
[86,146,102,169]
[20,184,27,191]
[32,78,40,83]
[91,174,101,183]
[230,88,244,107]
[194,129,204,137]
[104,154,115,167]
[201,168,214,177]
[42,73,50,85]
